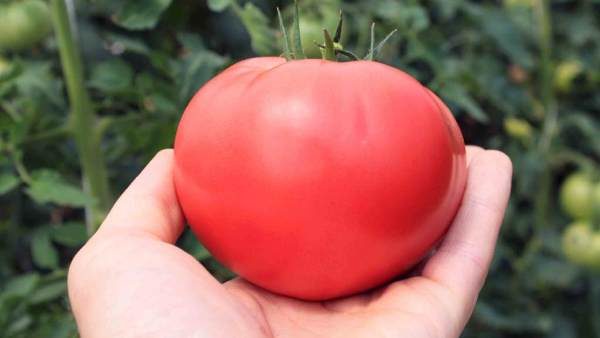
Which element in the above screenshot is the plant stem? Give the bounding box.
[50,0,111,235]
[21,125,70,145]
[532,0,556,231]
[518,0,556,272]
[11,150,31,184]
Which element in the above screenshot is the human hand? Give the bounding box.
[68,146,512,338]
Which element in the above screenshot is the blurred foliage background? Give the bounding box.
[1,0,599,337]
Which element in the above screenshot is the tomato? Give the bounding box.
[559,173,600,220]
[503,117,533,145]
[0,0,52,52]
[174,57,467,300]
[562,222,600,271]
[554,60,582,93]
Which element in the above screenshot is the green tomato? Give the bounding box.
[503,117,533,145]
[559,173,600,220]
[562,222,600,271]
[554,60,583,93]
[0,0,52,52]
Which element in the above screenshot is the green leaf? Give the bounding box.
[51,222,88,247]
[28,280,67,305]
[440,85,489,123]
[468,6,533,69]
[1,273,40,299]
[89,59,134,95]
[14,61,64,107]
[234,3,276,56]
[26,170,93,207]
[176,34,228,103]
[6,315,33,335]
[114,0,173,30]
[103,33,151,56]
[31,230,59,269]
[207,0,232,12]
[0,172,19,195]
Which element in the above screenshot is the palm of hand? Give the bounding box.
[69,146,511,338]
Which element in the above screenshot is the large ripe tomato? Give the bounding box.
[174,57,467,300]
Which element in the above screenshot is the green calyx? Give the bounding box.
[277,1,397,62]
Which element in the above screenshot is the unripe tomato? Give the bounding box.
[174,57,467,300]
[562,222,600,271]
[0,0,52,52]
[503,117,533,145]
[559,173,600,220]
[554,60,582,93]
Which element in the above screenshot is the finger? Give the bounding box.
[422,149,512,312]
[465,145,484,166]
[99,149,184,243]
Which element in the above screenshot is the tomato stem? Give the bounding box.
[365,24,398,61]
[366,23,375,61]
[291,0,305,59]
[50,0,111,235]
[333,10,343,43]
[276,7,292,61]
[277,7,396,62]
[322,29,336,61]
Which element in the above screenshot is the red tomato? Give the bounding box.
[174,57,467,300]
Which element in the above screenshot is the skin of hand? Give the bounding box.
[68,146,512,338]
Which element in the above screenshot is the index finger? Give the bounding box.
[99,149,185,243]
[422,148,512,310]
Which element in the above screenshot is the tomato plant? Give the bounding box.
[0,0,52,51]
[174,54,467,299]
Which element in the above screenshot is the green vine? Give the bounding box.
[50,0,111,235]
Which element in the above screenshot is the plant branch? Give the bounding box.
[50,0,111,235]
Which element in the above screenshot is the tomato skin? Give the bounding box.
[559,173,600,220]
[562,222,600,271]
[554,60,582,94]
[0,0,52,52]
[174,57,467,300]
